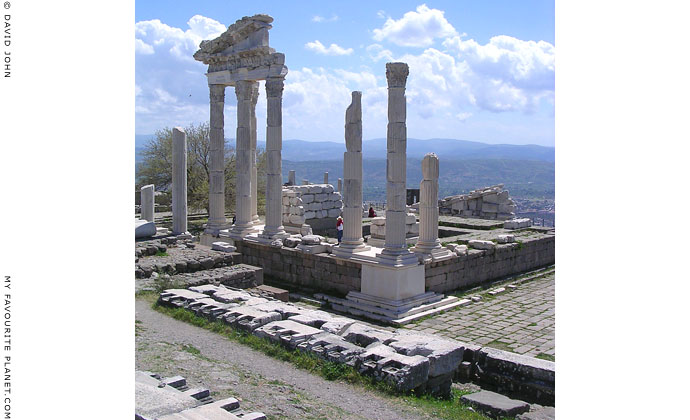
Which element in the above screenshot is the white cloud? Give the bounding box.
[366,44,394,62]
[372,4,457,47]
[443,35,555,92]
[377,10,387,19]
[135,39,154,55]
[312,15,339,23]
[305,40,354,56]
[456,112,472,121]
[135,15,227,134]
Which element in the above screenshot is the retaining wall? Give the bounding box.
[425,235,555,294]
[233,234,554,296]
[234,240,361,296]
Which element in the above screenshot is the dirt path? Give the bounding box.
[135,298,433,420]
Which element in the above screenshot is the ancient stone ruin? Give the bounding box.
[440,184,517,220]
[281,183,342,236]
[193,14,288,243]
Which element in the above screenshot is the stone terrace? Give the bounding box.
[404,270,555,359]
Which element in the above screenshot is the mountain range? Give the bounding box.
[135,135,554,163]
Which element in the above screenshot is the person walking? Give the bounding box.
[336,216,344,243]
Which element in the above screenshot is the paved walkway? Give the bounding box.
[404,272,555,359]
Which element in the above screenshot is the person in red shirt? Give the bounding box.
[336,216,344,243]
[368,206,376,218]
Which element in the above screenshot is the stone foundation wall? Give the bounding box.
[234,239,361,296]
[425,235,555,294]
[232,235,554,297]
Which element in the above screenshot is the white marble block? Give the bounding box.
[140,184,155,223]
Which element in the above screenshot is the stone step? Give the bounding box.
[390,298,472,326]
[327,295,470,325]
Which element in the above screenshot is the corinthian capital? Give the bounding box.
[250,81,260,106]
[386,62,409,88]
[235,80,254,101]
[209,85,225,103]
[265,77,285,98]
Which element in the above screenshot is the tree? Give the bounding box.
[136,122,268,216]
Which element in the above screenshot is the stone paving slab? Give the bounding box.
[404,272,555,359]
[460,390,530,418]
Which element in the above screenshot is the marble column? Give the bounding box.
[172,127,188,235]
[230,80,256,237]
[288,170,296,186]
[334,91,369,256]
[323,172,329,185]
[206,84,227,234]
[337,178,342,192]
[378,63,417,266]
[413,154,453,261]
[250,82,260,225]
[260,77,288,239]
[141,184,154,222]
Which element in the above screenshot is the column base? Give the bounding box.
[332,240,371,259]
[412,242,455,263]
[376,247,420,267]
[252,215,261,225]
[259,225,290,241]
[228,221,258,239]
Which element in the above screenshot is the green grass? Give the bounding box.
[486,340,513,352]
[401,389,514,420]
[155,251,169,257]
[181,344,201,355]
[536,352,555,362]
[150,301,498,420]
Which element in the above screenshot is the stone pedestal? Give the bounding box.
[206,84,228,235]
[230,80,258,238]
[361,263,424,301]
[141,184,154,222]
[333,91,369,258]
[413,153,453,262]
[172,127,190,236]
[377,63,417,267]
[259,77,288,240]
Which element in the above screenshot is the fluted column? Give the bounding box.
[334,91,369,257]
[323,172,329,184]
[230,80,256,237]
[413,153,453,261]
[260,77,288,239]
[206,84,227,234]
[250,82,260,225]
[172,127,188,235]
[379,62,417,265]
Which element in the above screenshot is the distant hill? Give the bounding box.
[135,136,554,200]
[135,136,554,162]
[284,158,554,201]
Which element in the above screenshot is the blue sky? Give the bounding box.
[135,1,555,146]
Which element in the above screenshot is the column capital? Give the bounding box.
[265,77,285,98]
[386,62,409,88]
[209,84,225,103]
[250,81,260,106]
[235,80,254,101]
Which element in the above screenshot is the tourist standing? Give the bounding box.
[336,216,344,243]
